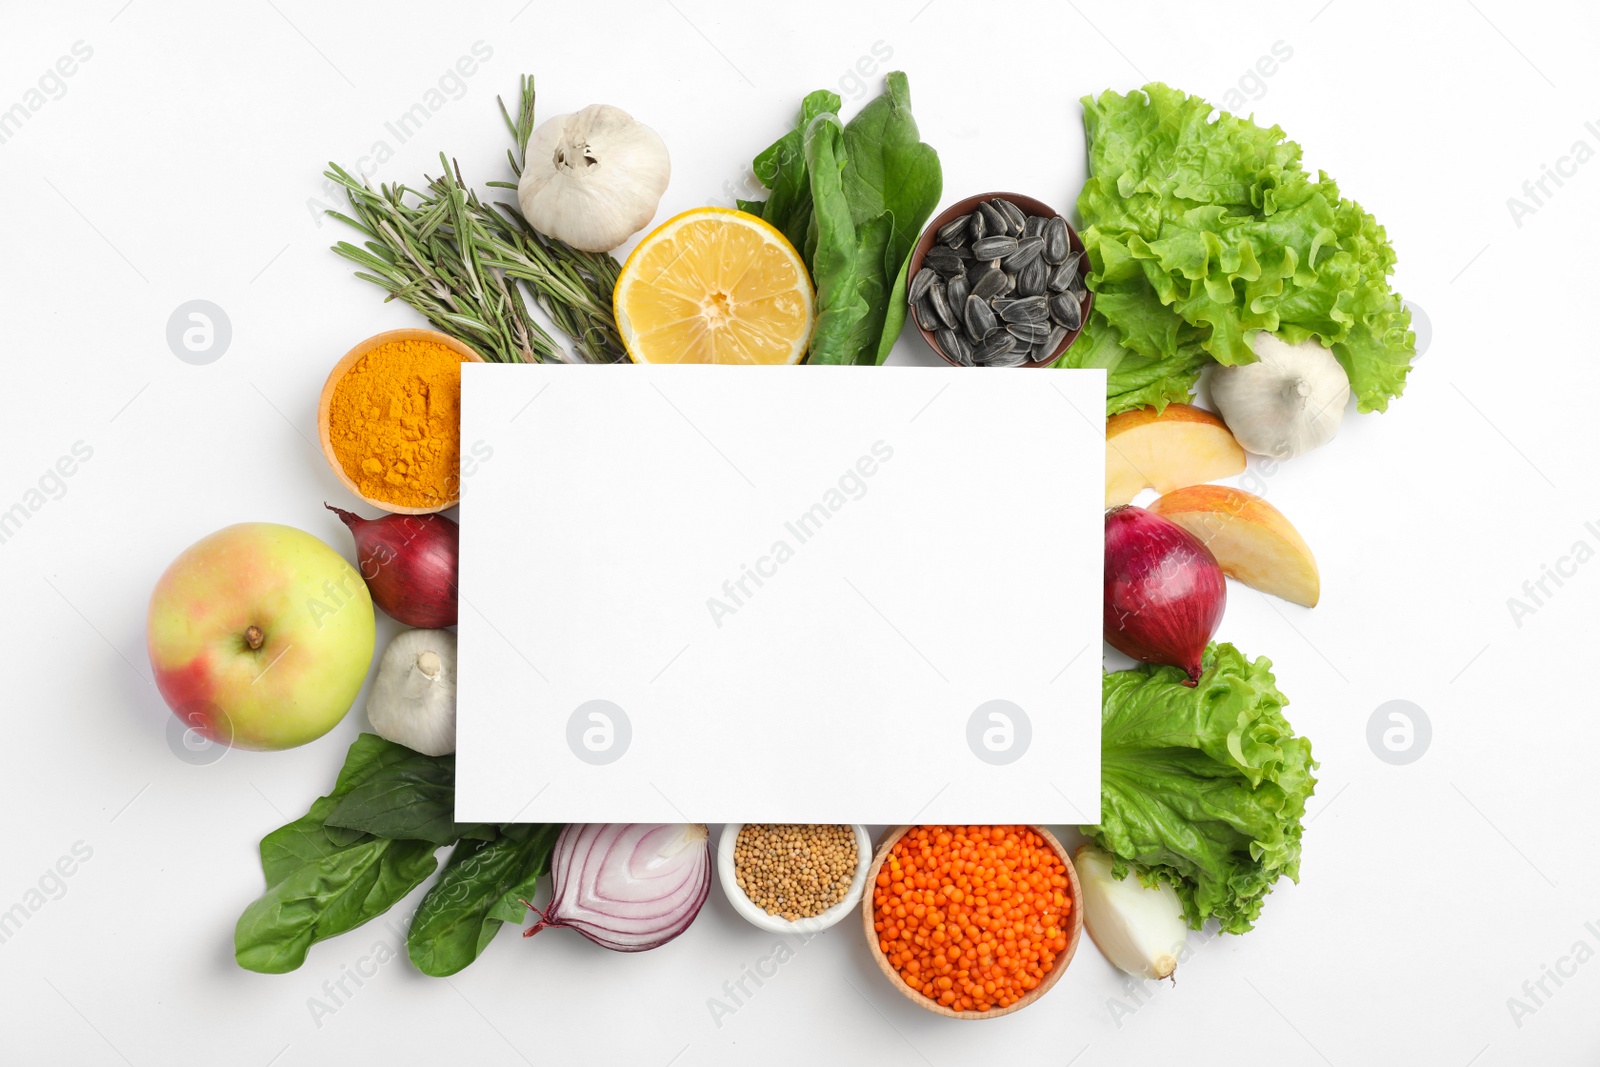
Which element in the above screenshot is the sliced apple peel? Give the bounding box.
[1148,484,1320,607]
[1104,404,1246,508]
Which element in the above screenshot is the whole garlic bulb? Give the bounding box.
[517,104,670,252]
[1210,331,1352,460]
[367,629,456,756]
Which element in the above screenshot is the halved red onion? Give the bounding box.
[525,823,710,952]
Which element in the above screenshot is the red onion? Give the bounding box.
[1104,505,1226,686]
[524,823,710,952]
[326,504,459,628]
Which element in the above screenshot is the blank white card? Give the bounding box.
[455,364,1105,825]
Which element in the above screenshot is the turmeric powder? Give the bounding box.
[328,338,468,510]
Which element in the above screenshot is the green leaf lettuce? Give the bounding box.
[1084,643,1318,934]
[1069,83,1415,414]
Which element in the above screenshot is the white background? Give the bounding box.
[2,1,1596,1064]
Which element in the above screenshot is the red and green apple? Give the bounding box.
[147,522,375,750]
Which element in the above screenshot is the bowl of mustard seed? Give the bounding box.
[718,823,872,935]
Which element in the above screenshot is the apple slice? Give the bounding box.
[1105,405,1246,507]
[1148,484,1320,607]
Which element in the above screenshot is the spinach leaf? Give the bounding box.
[875,255,913,366]
[235,835,437,974]
[739,74,940,365]
[234,733,559,977]
[259,733,413,882]
[407,824,561,977]
[747,89,841,254]
[836,72,941,365]
[325,749,482,846]
[236,734,442,974]
[804,115,897,365]
[839,71,942,365]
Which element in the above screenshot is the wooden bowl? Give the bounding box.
[861,825,1083,1020]
[317,328,486,515]
[906,192,1093,368]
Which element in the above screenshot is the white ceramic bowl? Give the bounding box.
[717,823,873,934]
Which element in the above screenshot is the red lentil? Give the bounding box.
[872,825,1071,1013]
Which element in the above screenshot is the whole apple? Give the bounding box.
[147,523,375,750]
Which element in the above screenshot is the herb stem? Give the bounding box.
[324,75,625,364]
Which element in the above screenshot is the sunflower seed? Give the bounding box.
[1043,324,1068,355]
[973,331,1019,364]
[1000,295,1048,323]
[908,267,937,305]
[1017,257,1047,297]
[985,344,1030,368]
[970,266,1010,301]
[1030,340,1059,364]
[993,198,1027,234]
[924,246,966,274]
[1047,252,1081,292]
[974,201,1006,239]
[1003,236,1045,272]
[928,280,958,329]
[1049,291,1083,331]
[936,214,970,244]
[936,327,973,366]
[1043,217,1070,264]
[964,293,996,342]
[971,235,1019,260]
[913,297,940,332]
[947,198,1065,309]
[1006,320,1052,344]
[967,211,987,244]
[947,273,970,310]
[1045,262,1075,293]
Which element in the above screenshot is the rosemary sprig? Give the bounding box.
[324,74,626,364]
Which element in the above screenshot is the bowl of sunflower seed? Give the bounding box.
[906,192,1093,368]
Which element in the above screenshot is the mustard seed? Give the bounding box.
[733,824,858,921]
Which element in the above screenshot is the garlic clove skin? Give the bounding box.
[1076,844,1188,980]
[1210,332,1352,460]
[366,628,457,756]
[518,104,671,253]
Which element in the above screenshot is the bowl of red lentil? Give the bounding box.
[862,825,1083,1019]
[718,823,873,934]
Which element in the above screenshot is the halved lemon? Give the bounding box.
[614,207,814,364]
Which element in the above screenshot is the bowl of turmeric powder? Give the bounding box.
[318,329,486,515]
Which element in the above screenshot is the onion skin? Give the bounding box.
[1076,844,1186,981]
[326,505,458,628]
[527,823,711,952]
[1104,505,1226,685]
